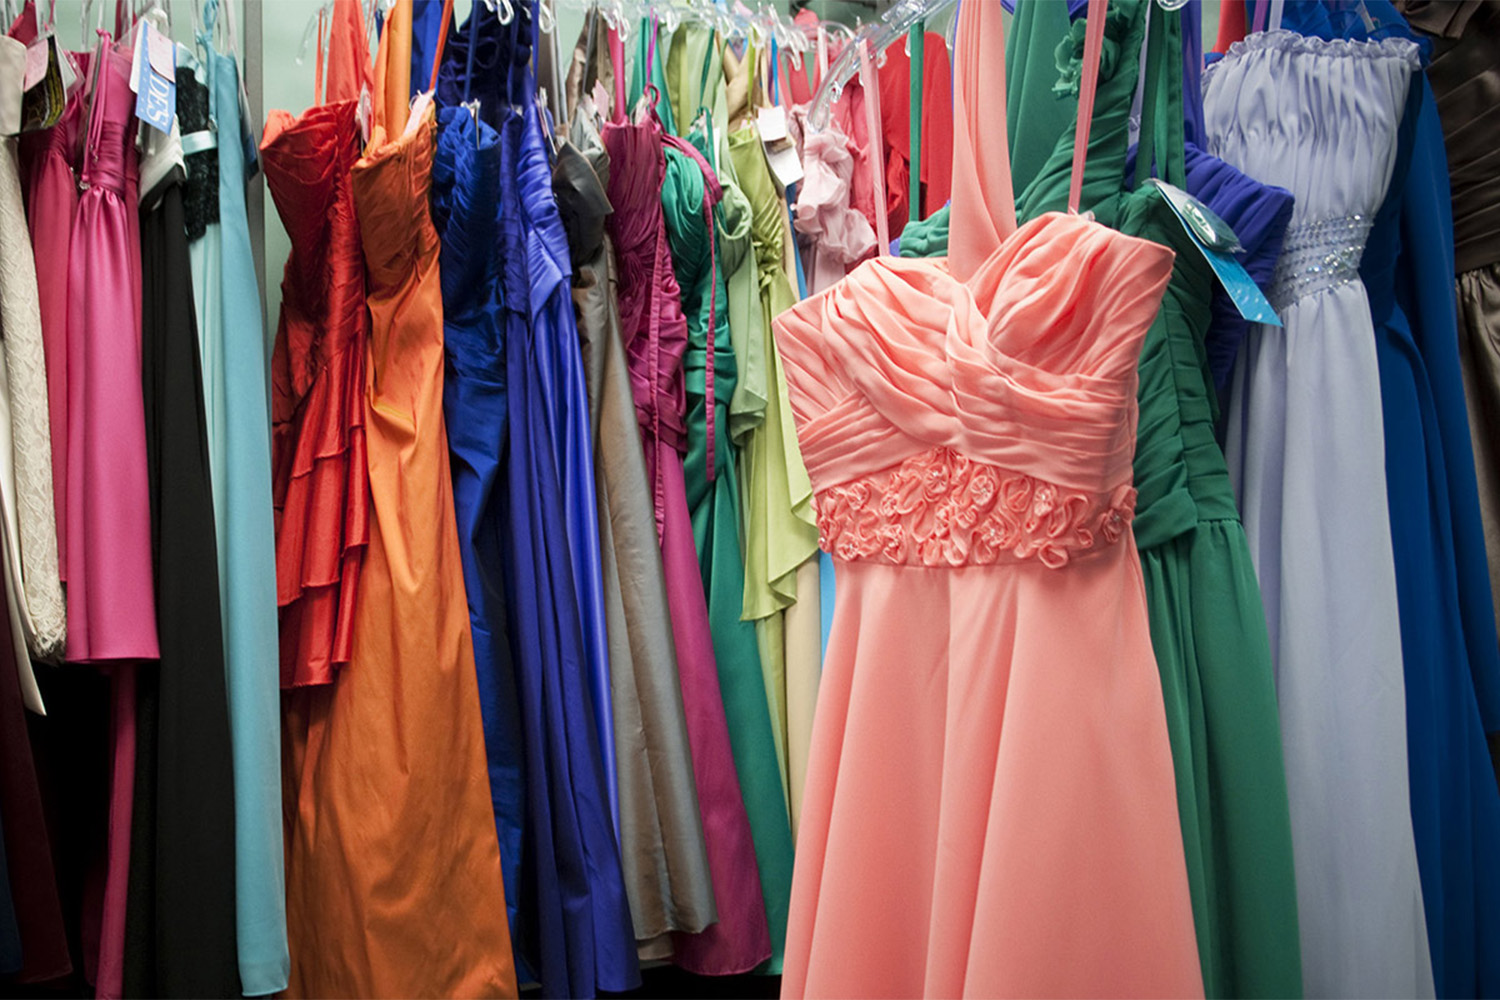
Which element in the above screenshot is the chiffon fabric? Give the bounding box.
[604,101,771,977]
[186,27,290,993]
[1401,1,1500,703]
[1011,5,1303,996]
[277,7,517,994]
[773,2,1202,995]
[264,0,370,690]
[1205,30,1436,1000]
[553,106,717,953]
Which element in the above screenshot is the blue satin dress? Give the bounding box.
[432,103,526,973]
[433,3,637,994]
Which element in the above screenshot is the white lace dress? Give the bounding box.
[0,36,66,712]
[1205,30,1434,1000]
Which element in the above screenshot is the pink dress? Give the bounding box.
[64,39,158,1000]
[771,3,1203,996]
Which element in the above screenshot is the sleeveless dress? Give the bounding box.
[1309,4,1500,994]
[774,3,1201,995]
[263,0,370,690]
[1205,29,1436,1000]
[1399,0,1500,770]
[552,106,716,953]
[604,103,771,977]
[664,117,797,972]
[279,10,517,992]
[184,24,289,993]
[126,83,239,996]
[1005,5,1303,996]
[431,99,529,969]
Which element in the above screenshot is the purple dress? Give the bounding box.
[604,110,772,976]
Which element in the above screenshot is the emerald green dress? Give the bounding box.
[655,33,797,973]
[1012,4,1303,996]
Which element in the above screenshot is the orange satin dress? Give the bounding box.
[279,5,517,996]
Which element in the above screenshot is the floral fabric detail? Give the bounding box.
[815,447,1136,569]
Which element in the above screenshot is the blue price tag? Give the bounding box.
[133,23,174,134]
[1147,179,1282,328]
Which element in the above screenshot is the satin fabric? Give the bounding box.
[774,4,1201,995]
[264,0,370,690]
[188,38,290,995]
[667,119,797,972]
[604,108,771,977]
[127,121,239,998]
[1206,30,1436,1000]
[432,101,527,971]
[554,109,716,953]
[279,12,517,991]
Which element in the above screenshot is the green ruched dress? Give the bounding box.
[1013,4,1303,996]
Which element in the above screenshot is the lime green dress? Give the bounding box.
[1015,4,1303,995]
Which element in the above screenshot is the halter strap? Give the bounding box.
[947,0,1015,279]
[1067,0,1110,215]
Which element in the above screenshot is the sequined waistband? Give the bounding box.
[1267,214,1373,312]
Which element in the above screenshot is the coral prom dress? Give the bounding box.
[772,2,1204,995]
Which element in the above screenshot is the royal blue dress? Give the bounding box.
[1282,3,1500,995]
[432,103,527,973]
[434,3,637,994]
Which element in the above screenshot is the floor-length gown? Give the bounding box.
[666,121,796,973]
[432,99,529,970]
[184,20,290,992]
[265,0,370,690]
[604,97,771,976]
[1205,29,1436,1000]
[278,8,517,994]
[125,103,239,997]
[1400,0,1500,771]
[65,38,158,1000]
[432,3,638,991]
[553,104,717,954]
[1005,5,1303,996]
[773,3,1202,995]
[1311,4,1500,995]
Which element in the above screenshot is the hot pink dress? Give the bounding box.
[64,39,158,1000]
[771,3,1203,996]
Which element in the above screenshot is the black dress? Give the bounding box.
[122,66,239,997]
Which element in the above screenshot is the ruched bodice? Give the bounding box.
[433,106,504,378]
[605,116,691,458]
[1205,32,1419,312]
[778,211,1173,518]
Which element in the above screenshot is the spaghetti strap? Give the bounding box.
[426,0,453,93]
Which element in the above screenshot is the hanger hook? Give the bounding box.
[497,0,513,24]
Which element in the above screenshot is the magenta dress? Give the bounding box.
[603,111,772,975]
[65,40,158,1000]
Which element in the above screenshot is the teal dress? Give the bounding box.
[186,12,290,994]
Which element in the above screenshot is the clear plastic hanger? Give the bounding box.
[806,0,957,130]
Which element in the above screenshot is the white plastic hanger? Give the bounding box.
[806,0,957,131]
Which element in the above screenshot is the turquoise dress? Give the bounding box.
[187,13,289,993]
